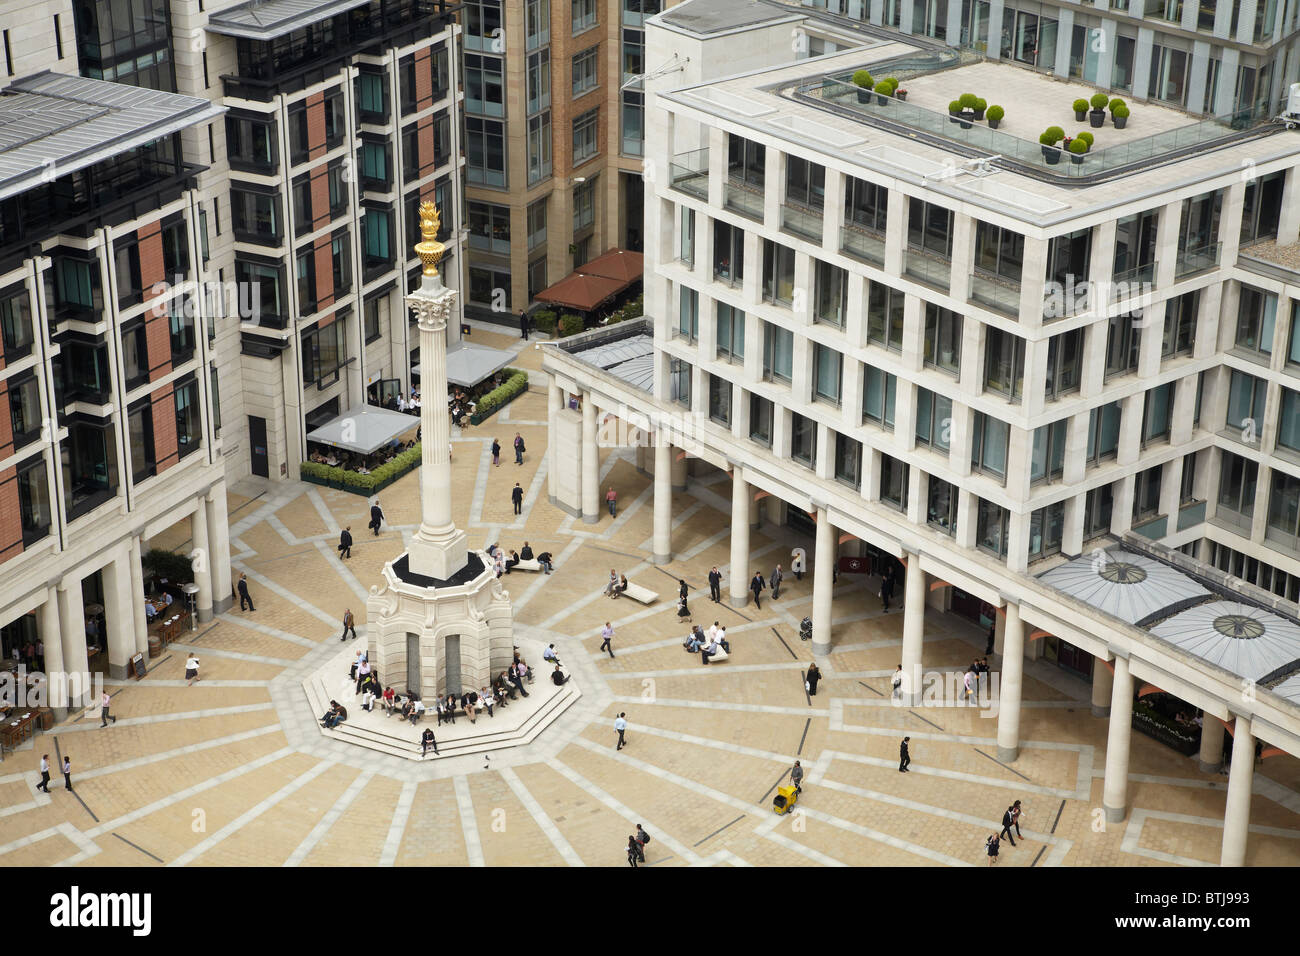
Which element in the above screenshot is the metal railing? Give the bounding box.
[969,270,1021,316]
[669,148,709,200]
[903,247,950,289]
[724,177,765,221]
[840,223,886,265]
[1174,241,1222,279]
[780,201,824,241]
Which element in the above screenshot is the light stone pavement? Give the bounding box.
[3,325,1300,867]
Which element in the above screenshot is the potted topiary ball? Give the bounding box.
[1109,97,1125,114]
[949,100,962,122]
[1068,138,1089,164]
[1089,92,1109,128]
[986,104,1004,129]
[959,92,978,115]
[1040,129,1063,164]
[852,70,874,104]
[1077,131,1094,149]
[1073,99,1089,122]
[876,77,896,104]
[1112,103,1129,129]
[972,97,987,121]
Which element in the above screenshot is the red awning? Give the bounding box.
[534,272,625,312]
[579,249,644,284]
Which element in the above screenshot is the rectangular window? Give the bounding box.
[862,365,896,429]
[984,328,1026,401]
[1086,401,1122,465]
[468,266,510,309]
[814,260,847,327]
[573,178,596,233]
[1285,389,1300,454]
[331,232,351,296]
[528,257,547,300]
[928,476,958,535]
[620,88,644,157]
[679,206,695,265]
[1266,470,1300,550]
[1031,419,1067,484]
[465,0,504,48]
[527,199,547,251]
[1044,227,1092,307]
[1236,286,1278,357]
[973,221,1025,283]
[880,454,908,510]
[834,432,862,490]
[356,71,388,118]
[763,323,793,384]
[174,377,201,458]
[169,300,196,365]
[364,296,382,343]
[122,324,148,390]
[716,303,745,363]
[0,286,33,359]
[362,208,394,276]
[867,282,905,351]
[1226,370,1267,434]
[1148,42,1188,106]
[1218,451,1258,528]
[709,375,732,426]
[1104,313,1141,379]
[572,46,598,95]
[785,156,825,210]
[526,48,551,114]
[572,0,597,33]
[1028,501,1065,561]
[790,412,817,467]
[761,240,795,306]
[573,108,599,164]
[750,393,773,447]
[128,400,155,483]
[1133,465,1163,521]
[907,197,954,258]
[527,110,553,185]
[813,344,843,406]
[677,286,699,341]
[1045,328,1082,399]
[235,259,285,328]
[114,240,142,307]
[526,0,550,48]
[300,321,347,389]
[17,456,49,544]
[1113,209,1159,283]
[231,188,281,244]
[6,373,40,448]
[1142,383,1173,444]
[465,53,505,117]
[915,387,952,452]
[1084,484,1115,540]
[844,175,888,232]
[61,420,117,518]
[469,201,512,255]
[727,134,765,188]
[713,220,744,286]
[1163,291,1198,357]
[226,115,276,172]
[976,498,1009,558]
[1179,189,1222,254]
[923,304,961,374]
[670,357,692,407]
[1241,171,1285,244]
[466,117,507,187]
[971,412,1009,480]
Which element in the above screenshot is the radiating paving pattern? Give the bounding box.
[1,328,1298,867]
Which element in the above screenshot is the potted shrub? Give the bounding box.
[959,92,978,115]
[1112,102,1130,129]
[1040,127,1064,164]
[972,97,987,121]
[948,99,962,123]
[876,77,896,105]
[852,70,874,104]
[1089,92,1109,128]
[1077,131,1094,149]
[986,104,1004,129]
[1068,138,1089,164]
[895,86,908,102]
[1108,97,1125,113]
[1073,98,1089,122]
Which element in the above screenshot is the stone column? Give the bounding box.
[812,508,834,656]
[581,395,599,524]
[1091,656,1113,717]
[671,447,688,493]
[547,381,562,503]
[56,579,90,710]
[901,552,925,704]
[192,499,214,622]
[207,480,233,614]
[102,552,135,679]
[997,601,1024,761]
[128,534,148,656]
[729,472,750,607]
[1220,714,1255,866]
[1199,716,1225,773]
[652,440,672,564]
[1102,654,1134,823]
[39,588,65,720]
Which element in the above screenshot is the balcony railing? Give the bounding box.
[1211,507,1253,535]
[780,201,824,242]
[1176,499,1206,531]
[724,177,764,221]
[1132,513,1168,540]
[1111,262,1157,298]
[1174,241,1222,279]
[903,247,950,290]
[840,222,886,265]
[669,148,709,200]
[969,270,1021,316]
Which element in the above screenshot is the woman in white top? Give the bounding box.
[185,656,200,686]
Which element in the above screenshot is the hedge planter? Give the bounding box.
[300,444,423,497]
[1132,712,1200,756]
[857,90,870,105]
[1089,109,1105,128]
[895,91,907,101]
[469,369,530,425]
[958,113,972,129]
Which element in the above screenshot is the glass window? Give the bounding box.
[1113,209,1159,283]
[862,365,896,429]
[364,296,382,343]
[527,199,547,251]
[1266,470,1300,549]
[880,454,908,510]
[1031,419,1067,484]
[235,259,285,327]
[1045,328,1082,399]
[573,178,596,233]
[1142,383,1173,444]
[572,0,597,33]
[526,0,550,48]
[526,49,551,115]
[466,117,507,187]
[169,300,196,365]
[677,286,699,341]
[867,282,905,351]
[1044,228,1092,310]
[1241,171,1285,244]
[128,400,155,483]
[572,46,598,96]
[1218,451,1257,526]
[976,498,1009,558]
[971,412,1009,480]
[984,328,1026,401]
[915,387,952,452]
[727,134,765,188]
[679,206,694,264]
[1163,291,1198,357]
[469,201,512,255]
[785,156,825,209]
[1148,43,1188,106]
[763,323,793,383]
[331,231,351,296]
[362,208,393,274]
[1179,189,1222,253]
[907,197,953,257]
[923,304,961,374]
[708,375,731,426]
[844,176,888,232]
[1028,501,1065,560]
[1287,301,1300,367]
[834,433,862,489]
[0,286,33,359]
[1086,402,1122,464]
[814,260,847,327]
[226,115,276,172]
[713,220,744,285]
[1084,484,1115,540]
[762,240,796,306]
[6,374,41,448]
[750,394,773,446]
[928,476,958,534]
[1236,286,1278,357]
[716,304,745,362]
[465,53,505,117]
[527,110,553,185]
[174,377,201,458]
[813,344,843,406]
[1133,465,1163,520]
[621,88,644,157]
[791,413,817,467]
[1104,313,1142,378]
[356,71,388,117]
[17,456,50,544]
[973,221,1025,283]
[1226,370,1267,434]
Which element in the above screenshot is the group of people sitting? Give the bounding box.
[604,570,630,598]
[307,438,416,475]
[320,700,348,728]
[143,590,175,623]
[684,621,730,664]
[489,542,555,576]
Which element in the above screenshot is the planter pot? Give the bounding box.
[988,118,1000,129]
[972,107,986,121]
[856,89,870,104]
[1043,147,1061,165]
[1089,109,1105,128]
[1114,115,1127,129]
[949,113,960,124]
[1074,109,1086,122]
[958,117,972,130]
[895,91,907,101]
[876,93,888,105]
[1071,152,1085,165]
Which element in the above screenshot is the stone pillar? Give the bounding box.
[900,552,925,704]
[128,534,148,656]
[56,579,90,710]
[39,588,66,721]
[1091,657,1113,717]
[729,472,750,607]
[581,395,599,523]
[671,447,688,493]
[1102,654,1134,823]
[547,380,562,502]
[997,601,1024,762]
[207,480,233,614]
[1199,716,1226,773]
[192,499,214,622]
[102,552,135,680]
[811,508,834,656]
[1220,715,1255,866]
[652,440,672,564]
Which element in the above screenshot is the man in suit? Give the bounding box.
[237,573,255,612]
[340,608,356,642]
[1000,806,1018,847]
[899,736,911,773]
[338,526,353,560]
[369,500,384,536]
[708,567,722,603]
[750,571,766,610]
[771,564,784,600]
[511,482,524,516]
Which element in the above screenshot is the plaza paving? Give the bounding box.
[2,326,1299,867]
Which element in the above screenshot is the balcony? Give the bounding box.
[1176,499,1206,531]
[1132,513,1168,540]
[1111,262,1156,297]
[1174,241,1222,279]
[668,148,709,200]
[1210,507,1253,535]
[840,222,885,266]
[969,270,1021,316]
[780,201,824,242]
[723,177,764,222]
[903,247,950,290]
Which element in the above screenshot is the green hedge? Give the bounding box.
[470,368,529,425]
[300,443,422,495]
[532,309,556,335]
[143,548,195,585]
[558,313,583,337]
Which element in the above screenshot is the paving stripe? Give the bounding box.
[284,769,374,866]
[453,775,486,866]
[498,766,584,866]
[168,758,336,866]
[60,725,283,785]
[212,615,319,648]
[610,696,829,718]
[266,512,301,547]
[167,642,296,667]
[605,661,807,680]
[508,536,585,612]
[468,439,495,526]
[378,780,419,867]
[10,822,103,866]
[33,703,276,740]
[755,826,847,867]
[306,487,343,536]
[233,562,339,628]
[314,539,373,605]
[828,750,1079,800]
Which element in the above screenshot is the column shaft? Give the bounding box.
[811,509,834,655]
[39,588,65,720]
[581,395,599,523]
[1102,655,1134,822]
[102,552,135,679]
[56,580,90,710]
[1199,716,1226,773]
[1220,715,1255,866]
[207,481,233,614]
[192,499,214,622]
[729,473,750,606]
[652,440,672,564]
[547,381,562,503]
[671,448,688,493]
[128,534,149,656]
[1091,657,1113,717]
[997,602,1024,761]
[900,553,925,704]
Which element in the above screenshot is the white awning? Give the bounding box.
[414,342,515,388]
[306,405,417,455]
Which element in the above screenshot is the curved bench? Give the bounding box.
[615,581,657,604]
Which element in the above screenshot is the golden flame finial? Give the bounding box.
[415,200,444,276]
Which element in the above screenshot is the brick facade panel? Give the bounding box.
[307,96,327,161]
[313,237,334,311]
[152,383,178,475]
[0,466,23,567]
[0,384,12,459]
[415,47,433,111]
[418,117,436,179]
[311,167,331,233]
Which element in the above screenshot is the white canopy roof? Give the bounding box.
[1037,548,1211,627]
[1149,601,1300,683]
[414,342,515,388]
[306,405,417,455]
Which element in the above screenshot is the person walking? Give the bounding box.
[513,432,525,465]
[340,608,356,642]
[634,824,651,862]
[511,482,524,516]
[986,833,1001,866]
[708,566,722,603]
[606,486,618,517]
[186,654,201,686]
[880,565,894,612]
[491,438,501,467]
[749,571,765,610]
[519,308,530,340]
[237,572,255,611]
[1000,805,1018,847]
[771,564,784,601]
[99,691,116,727]
[791,760,804,795]
[899,736,911,773]
[805,663,822,697]
[791,550,806,581]
[37,754,51,793]
[369,499,385,536]
[627,835,641,868]
[891,664,904,701]
[1010,800,1025,840]
[614,712,628,750]
[599,622,615,658]
[62,756,72,792]
[337,525,353,560]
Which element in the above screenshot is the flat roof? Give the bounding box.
[656,0,798,35]
[207,0,372,39]
[0,72,223,202]
[560,324,656,393]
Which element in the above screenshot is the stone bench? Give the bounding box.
[702,646,729,664]
[512,558,543,573]
[613,581,657,604]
